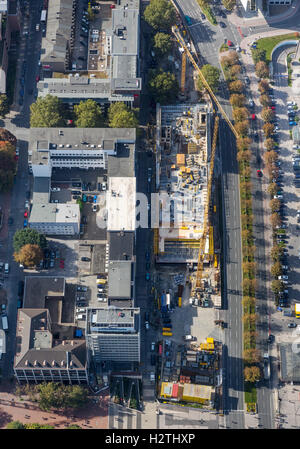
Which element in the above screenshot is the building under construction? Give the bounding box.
[154,103,216,264]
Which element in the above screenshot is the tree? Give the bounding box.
[0,128,17,146]
[230,94,245,108]
[242,296,256,309]
[30,95,65,127]
[271,262,283,278]
[267,183,278,197]
[261,108,274,123]
[270,213,281,229]
[67,424,82,429]
[197,65,221,92]
[244,331,258,348]
[237,149,251,164]
[229,80,244,93]
[38,383,88,411]
[153,32,172,55]
[264,138,276,151]
[25,423,54,429]
[270,198,281,213]
[229,64,241,78]
[237,137,251,152]
[108,102,138,128]
[255,61,269,79]
[243,279,256,296]
[244,366,261,383]
[148,69,179,104]
[222,0,236,10]
[233,107,248,122]
[235,120,249,137]
[73,99,103,128]
[271,245,284,262]
[258,79,270,93]
[14,244,44,267]
[264,150,278,165]
[263,122,274,137]
[13,228,47,253]
[259,95,272,108]
[143,0,176,31]
[271,279,285,294]
[0,94,9,118]
[244,349,261,364]
[252,48,267,64]
[6,420,25,429]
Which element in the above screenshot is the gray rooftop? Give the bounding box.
[15,308,86,370]
[108,142,135,178]
[24,277,65,309]
[108,261,132,299]
[280,342,300,382]
[111,9,139,56]
[41,0,74,65]
[108,231,134,261]
[87,307,139,334]
[32,177,50,204]
[29,203,80,225]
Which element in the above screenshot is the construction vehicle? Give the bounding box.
[172,25,238,139]
[295,304,300,318]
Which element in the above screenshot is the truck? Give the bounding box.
[263,353,270,380]
[1,314,8,331]
[295,303,300,318]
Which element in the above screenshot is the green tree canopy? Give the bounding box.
[143,0,176,31]
[37,383,88,411]
[6,420,25,429]
[0,94,9,118]
[13,228,47,253]
[148,69,179,104]
[74,99,103,128]
[252,48,267,64]
[25,423,55,429]
[153,32,172,55]
[197,64,221,92]
[30,95,65,127]
[255,61,269,79]
[222,0,236,10]
[108,102,138,128]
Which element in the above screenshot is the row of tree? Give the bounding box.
[222,50,261,383]
[0,128,18,192]
[7,421,81,429]
[30,96,139,129]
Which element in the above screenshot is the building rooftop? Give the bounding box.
[14,308,86,370]
[86,307,139,334]
[107,177,136,231]
[107,141,135,178]
[24,277,65,309]
[108,231,134,261]
[111,9,139,56]
[108,260,132,299]
[41,0,74,66]
[32,177,50,204]
[29,203,80,224]
[279,342,300,382]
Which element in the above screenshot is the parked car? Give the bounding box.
[81,257,90,262]
[23,219,28,228]
[288,323,297,328]
[77,285,87,292]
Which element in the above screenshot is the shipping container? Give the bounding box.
[162,332,172,336]
[162,327,172,332]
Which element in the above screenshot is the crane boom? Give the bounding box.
[172,26,238,139]
[194,115,219,291]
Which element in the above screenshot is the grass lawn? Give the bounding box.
[256,32,300,64]
[245,382,257,404]
[196,0,217,26]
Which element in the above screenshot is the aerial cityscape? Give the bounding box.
[0,0,299,432]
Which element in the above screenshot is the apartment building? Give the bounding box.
[41,0,75,72]
[29,203,80,236]
[85,307,140,364]
[14,309,88,384]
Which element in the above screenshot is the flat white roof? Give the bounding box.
[107,177,136,231]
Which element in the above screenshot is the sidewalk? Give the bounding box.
[228,1,300,28]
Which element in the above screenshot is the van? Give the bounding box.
[76,314,86,320]
[184,335,194,341]
[76,308,86,312]
[4,263,9,274]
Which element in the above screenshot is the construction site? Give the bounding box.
[151,24,229,409]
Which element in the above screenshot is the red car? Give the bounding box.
[269,106,275,110]
[257,169,262,177]
[35,75,40,82]
[227,40,233,47]
[110,4,115,8]
[251,114,256,120]
[24,211,28,218]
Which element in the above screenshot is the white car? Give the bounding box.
[15,147,19,156]
[282,265,288,270]
[25,200,29,209]
[92,204,97,212]
[274,195,283,199]
[288,101,296,106]
[278,275,288,280]
[102,182,106,191]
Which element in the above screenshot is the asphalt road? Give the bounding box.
[0,0,43,377]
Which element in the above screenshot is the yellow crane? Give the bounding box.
[181,50,186,94]
[193,115,219,293]
[172,26,238,139]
